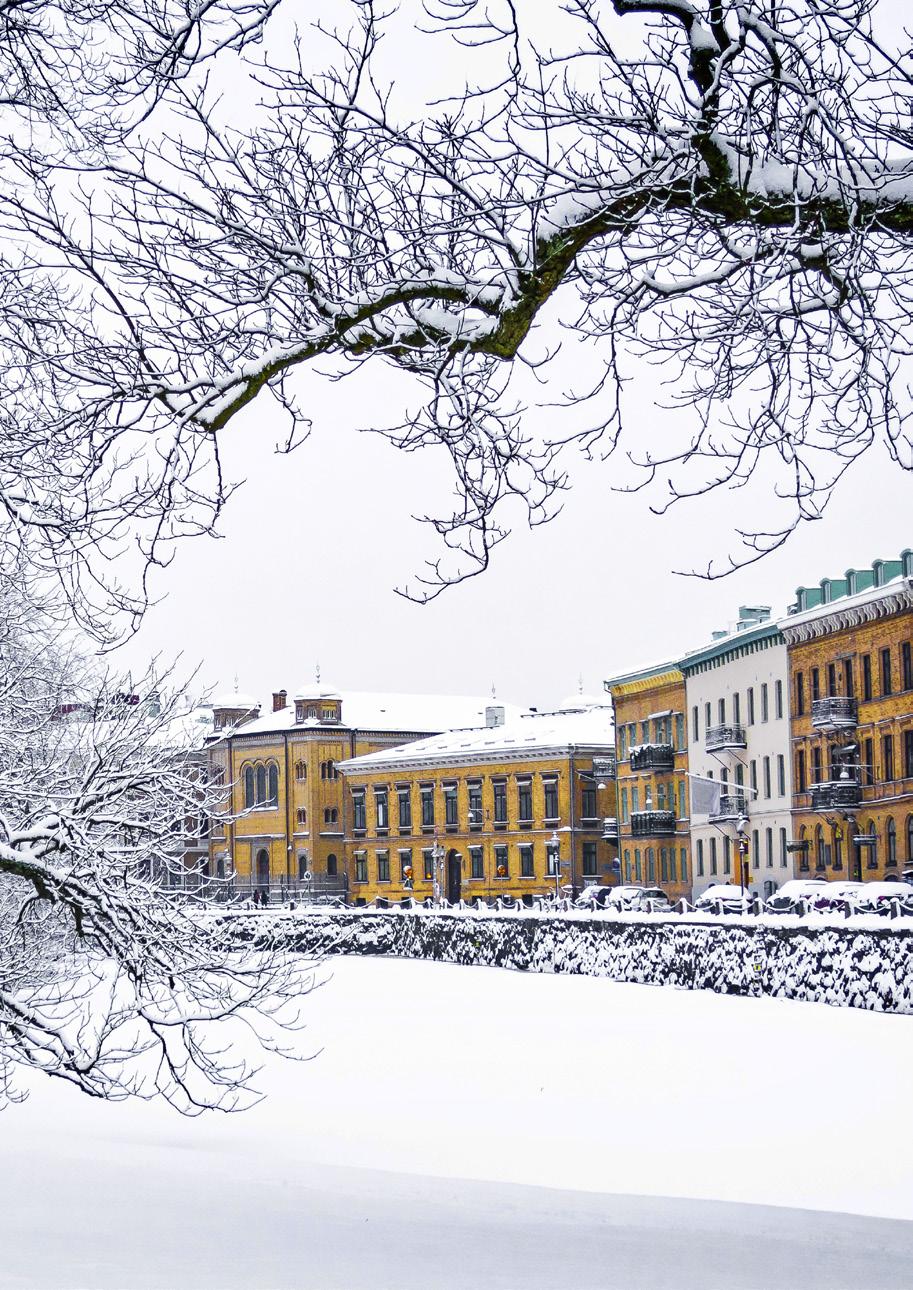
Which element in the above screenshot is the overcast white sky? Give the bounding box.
[116,0,913,712]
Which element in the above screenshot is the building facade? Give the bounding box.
[338,705,618,905]
[207,686,519,899]
[782,555,913,882]
[603,665,692,903]
[681,608,795,900]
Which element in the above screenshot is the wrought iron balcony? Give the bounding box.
[630,810,676,837]
[811,696,858,732]
[709,792,749,823]
[602,816,619,842]
[705,723,747,753]
[629,743,675,773]
[810,778,862,811]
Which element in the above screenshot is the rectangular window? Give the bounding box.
[766,828,773,868]
[763,757,771,799]
[582,842,598,876]
[470,846,484,879]
[881,648,893,696]
[354,853,367,883]
[752,830,760,870]
[780,828,788,867]
[709,836,717,876]
[733,692,741,725]
[376,851,390,882]
[678,779,687,819]
[398,788,412,832]
[705,701,712,731]
[863,737,875,787]
[844,659,854,698]
[680,848,688,883]
[692,706,699,742]
[493,779,508,825]
[761,684,769,722]
[519,844,534,877]
[697,838,704,877]
[517,779,533,824]
[883,734,895,783]
[543,777,559,821]
[827,663,836,698]
[718,697,726,724]
[775,679,783,719]
[619,726,627,761]
[905,730,913,780]
[657,781,666,811]
[444,783,458,828]
[631,786,639,813]
[862,654,872,701]
[904,642,913,692]
[796,673,805,716]
[660,847,668,883]
[620,786,629,824]
[374,788,389,832]
[675,713,685,751]
[399,849,412,881]
[494,844,509,878]
[420,785,435,829]
[422,849,434,881]
[797,750,806,794]
[811,746,822,785]
[750,760,758,794]
[352,790,366,832]
[777,754,786,797]
[581,786,597,820]
[468,781,483,829]
[723,835,731,875]
[747,687,755,725]
[811,668,820,701]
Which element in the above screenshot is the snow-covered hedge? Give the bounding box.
[226,909,913,1013]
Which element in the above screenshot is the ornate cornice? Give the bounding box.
[780,582,913,644]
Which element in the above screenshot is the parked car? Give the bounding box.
[576,885,672,912]
[574,885,617,909]
[851,882,913,915]
[622,887,673,913]
[764,879,828,914]
[807,881,864,915]
[694,883,753,914]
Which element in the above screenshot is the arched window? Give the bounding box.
[887,817,897,866]
[256,848,270,887]
[256,764,267,806]
[624,849,631,883]
[868,820,878,869]
[646,847,655,883]
[815,824,825,870]
[634,849,642,883]
[907,815,913,863]
[298,854,308,879]
[320,761,327,780]
[244,765,255,809]
[327,853,338,876]
[268,762,279,805]
[296,807,307,826]
[296,760,307,781]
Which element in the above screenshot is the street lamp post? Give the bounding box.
[431,839,445,907]
[549,830,561,902]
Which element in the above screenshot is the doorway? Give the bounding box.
[256,848,270,889]
[446,850,462,904]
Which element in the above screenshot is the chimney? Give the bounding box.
[272,689,287,712]
[485,705,505,728]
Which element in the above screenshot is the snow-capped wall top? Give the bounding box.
[216,691,527,740]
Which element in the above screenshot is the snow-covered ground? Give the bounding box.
[3,957,913,1288]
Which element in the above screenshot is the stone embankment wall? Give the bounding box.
[228,909,913,1014]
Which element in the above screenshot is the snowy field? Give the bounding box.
[3,957,913,1289]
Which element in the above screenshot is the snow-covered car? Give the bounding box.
[574,885,616,908]
[764,879,828,914]
[623,887,673,913]
[807,881,864,914]
[694,883,753,914]
[851,882,913,915]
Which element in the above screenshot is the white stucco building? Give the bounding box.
[682,607,795,900]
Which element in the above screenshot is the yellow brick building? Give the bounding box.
[781,554,913,881]
[338,704,618,904]
[602,664,692,902]
[207,686,519,899]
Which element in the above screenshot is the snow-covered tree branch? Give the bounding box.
[3,0,913,613]
[0,586,310,1111]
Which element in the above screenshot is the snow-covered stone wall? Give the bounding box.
[225,908,913,1013]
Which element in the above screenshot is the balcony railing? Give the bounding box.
[811,696,858,731]
[630,810,676,837]
[709,792,749,823]
[602,816,619,842]
[810,778,862,811]
[629,743,675,773]
[705,723,747,753]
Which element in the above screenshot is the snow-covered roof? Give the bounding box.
[216,691,526,741]
[210,692,259,710]
[778,572,913,636]
[338,706,615,775]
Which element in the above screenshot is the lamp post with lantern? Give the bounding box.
[431,839,445,907]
